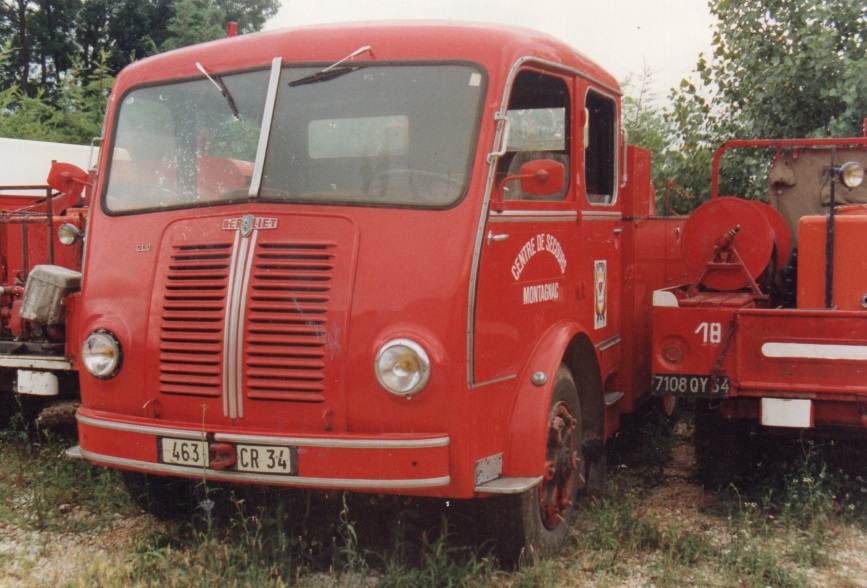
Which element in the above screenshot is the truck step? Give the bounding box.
[474,476,542,494]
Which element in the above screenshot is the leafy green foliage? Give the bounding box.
[0,0,279,101]
[0,47,113,143]
[160,0,232,52]
[0,0,278,144]
[707,0,867,139]
[627,0,867,209]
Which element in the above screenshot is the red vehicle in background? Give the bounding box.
[0,151,90,425]
[652,133,867,486]
[70,22,687,560]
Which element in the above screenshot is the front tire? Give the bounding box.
[122,471,197,520]
[490,365,585,565]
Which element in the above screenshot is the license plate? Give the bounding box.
[160,437,209,467]
[235,444,293,474]
[157,437,295,475]
[652,374,730,398]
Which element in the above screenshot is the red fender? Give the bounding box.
[502,320,603,477]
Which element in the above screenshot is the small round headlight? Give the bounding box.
[839,161,864,189]
[82,330,122,379]
[375,339,430,397]
[57,223,83,246]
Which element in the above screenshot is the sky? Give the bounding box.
[265,0,717,98]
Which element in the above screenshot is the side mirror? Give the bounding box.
[519,159,565,196]
[500,158,565,200]
[47,161,89,200]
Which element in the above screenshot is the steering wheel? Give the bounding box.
[370,169,462,202]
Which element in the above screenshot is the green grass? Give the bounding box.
[1,403,865,586]
[0,419,135,534]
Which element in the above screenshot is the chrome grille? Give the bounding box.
[159,239,334,405]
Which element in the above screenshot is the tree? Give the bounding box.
[0,0,279,143]
[704,0,867,139]
[161,0,279,49]
[0,0,38,94]
[1,0,280,100]
[657,0,867,205]
[0,48,113,143]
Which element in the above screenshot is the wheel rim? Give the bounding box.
[539,401,583,530]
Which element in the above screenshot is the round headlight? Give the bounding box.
[839,161,864,189]
[82,330,122,379]
[375,339,430,397]
[57,223,83,246]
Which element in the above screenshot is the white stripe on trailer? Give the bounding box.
[761,342,867,361]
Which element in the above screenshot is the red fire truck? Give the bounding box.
[651,134,867,486]
[69,22,687,559]
[0,144,91,425]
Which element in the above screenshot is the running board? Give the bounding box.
[474,476,542,494]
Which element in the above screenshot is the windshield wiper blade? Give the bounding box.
[288,65,358,87]
[196,62,241,120]
[287,45,372,88]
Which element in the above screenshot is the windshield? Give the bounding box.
[104,63,484,213]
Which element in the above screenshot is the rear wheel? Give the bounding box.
[490,365,586,565]
[694,399,747,488]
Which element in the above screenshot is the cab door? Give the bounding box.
[473,67,578,386]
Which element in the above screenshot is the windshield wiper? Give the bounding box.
[289,65,358,87]
[288,45,372,87]
[196,62,241,120]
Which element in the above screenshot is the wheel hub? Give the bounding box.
[539,402,583,529]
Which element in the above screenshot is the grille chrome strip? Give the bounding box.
[235,230,258,417]
[223,230,242,418]
[223,229,258,419]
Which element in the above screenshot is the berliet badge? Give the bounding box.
[222,214,279,237]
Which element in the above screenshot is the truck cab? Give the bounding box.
[72,22,685,560]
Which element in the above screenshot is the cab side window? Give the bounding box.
[498,70,570,201]
[584,90,617,204]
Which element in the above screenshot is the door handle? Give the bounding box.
[486,231,509,245]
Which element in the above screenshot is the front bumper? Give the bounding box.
[75,407,451,491]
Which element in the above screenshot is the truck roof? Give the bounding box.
[114,21,619,95]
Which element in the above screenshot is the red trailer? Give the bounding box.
[0,158,90,424]
[651,134,867,486]
[70,22,686,559]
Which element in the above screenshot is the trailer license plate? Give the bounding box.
[652,374,730,398]
[160,438,208,468]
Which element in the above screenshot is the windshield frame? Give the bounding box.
[101,59,487,216]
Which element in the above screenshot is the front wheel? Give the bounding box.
[490,365,586,565]
[122,471,198,520]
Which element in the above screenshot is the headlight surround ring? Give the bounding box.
[374,338,431,398]
[82,330,122,379]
